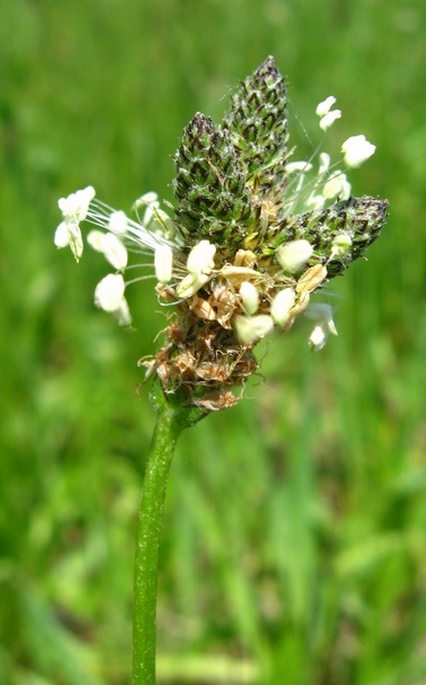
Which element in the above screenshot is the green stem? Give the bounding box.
[132,382,206,685]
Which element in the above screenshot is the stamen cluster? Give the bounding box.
[54,57,388,410]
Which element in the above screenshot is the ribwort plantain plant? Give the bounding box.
[54,57,388,684]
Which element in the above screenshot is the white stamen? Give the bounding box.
[323,171,351,200]
[319,109,342,131]
[316,96,337,117]
[239,281,260,315]
[87,231,128,270]
[54,221,71,248]
[276,240,313,273]
[341,135,376,168]
[187,240,216,276]
[154,245,173,283]
[94,274,126,312]
[234,314,274,345]
[270,288,296,327]
[57,186,95,223]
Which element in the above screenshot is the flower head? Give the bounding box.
[54,57,388,410]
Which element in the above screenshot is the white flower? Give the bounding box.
[234,314,274,345]
[54,186,96,261]
[316,96,341,131]
[270,288,296,327]
[87,230,128,270]
[276,240,313,273]
[305,303,338,351]
[309,325,328,350]
[94,273,131,325]
[316,96,337,117]
[319,109,342,131]
[54,221,84,261]
[239,281,259,315]
[57,186,96,222]
[341,135,376,168]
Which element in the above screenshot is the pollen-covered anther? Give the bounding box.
[270,288,296,328]
[319,110,342,131]
[315,96,337,118]
[54,185,96,261]
[176,240,217,298]
[341,135,376,168]
[234,314,274,345]
[276,239,314,274]
[94,273,131,326]
[239,281,260,315]
[94,273,125,311]
[154,245,173,283]
[315,96,341,131]
[187,240,216,274]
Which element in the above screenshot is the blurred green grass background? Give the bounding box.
[1,0,426,683]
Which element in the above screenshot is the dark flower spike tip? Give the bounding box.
[172,112,252,246]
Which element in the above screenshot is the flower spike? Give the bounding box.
[54,58,388,410]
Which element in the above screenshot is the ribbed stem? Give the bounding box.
[132,383,206,685]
